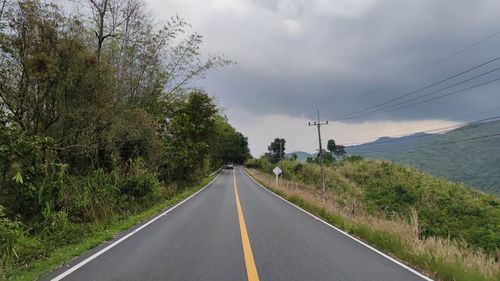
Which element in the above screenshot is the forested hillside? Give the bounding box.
[347,121,500,195]
[0,0,249,278]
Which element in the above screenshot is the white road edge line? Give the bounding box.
[50,171,223,281]
[243,169,434,281]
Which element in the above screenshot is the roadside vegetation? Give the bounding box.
[0,0,250,279]
[246,157,500,281]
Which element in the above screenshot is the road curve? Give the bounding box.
[42,167,431,281]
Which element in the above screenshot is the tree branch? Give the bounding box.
[0,0,6,22]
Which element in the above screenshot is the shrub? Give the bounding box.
[344,155,363,162]
[245,158,274,172]
[119,174,161,202]
[0,206,46,270]
[62,170,119,223]
[0,123,68,220]
[0,206,23,266]
[110,108,158,165]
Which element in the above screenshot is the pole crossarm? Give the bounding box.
[308,121,329,126]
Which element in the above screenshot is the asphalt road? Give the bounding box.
[42,167,431,281]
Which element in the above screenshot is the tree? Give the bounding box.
[334,145,346,159]
[268,138,285,163]
[0,1,74,134]
[86,0,231,106]
[291,153,298,161]
[306,149,334,165]
[326,139,346,159]
[0,0,120,170]
[0,0,250,269]
[159,91,219,180]
[231,132,251,163]
[88,0,125,60]
[327,139,336,157]
[320,149,334,163]
[209,115,250,166]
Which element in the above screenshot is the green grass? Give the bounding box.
[3,174,218,281]
[246,168,499,281]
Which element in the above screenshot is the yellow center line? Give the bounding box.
[233,169,260,281]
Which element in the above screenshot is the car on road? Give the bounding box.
[226,162,234,169]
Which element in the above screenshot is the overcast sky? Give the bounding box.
[144,0,500,156]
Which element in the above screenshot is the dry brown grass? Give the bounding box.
[246,168,500,280]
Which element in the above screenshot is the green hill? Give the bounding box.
[287,151,315,162]
[347,121,500,195]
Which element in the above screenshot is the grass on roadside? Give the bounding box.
[3,174,218,281]
[245,168,500,281]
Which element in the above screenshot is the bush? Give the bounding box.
[40,213,94,249]
[110,108,158,165]
[119,174,161,202]
[0,122,68,220]
[0,206,46,270]
[245,158,274,172]
[62,170,119,223]
[344,155,363,162]
[0,206,23,266]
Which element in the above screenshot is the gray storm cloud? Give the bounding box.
[145,0,500,154]
[188,0,500,118]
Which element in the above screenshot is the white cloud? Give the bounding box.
[208,0,255,15]
[282,19,302,35]
[143,0,500,155]
[309,0,376,17]
[276,0,300,17]
[226,108,460,156]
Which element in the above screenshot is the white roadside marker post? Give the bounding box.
[273,166,282,187]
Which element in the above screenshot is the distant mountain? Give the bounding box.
[346,121,500,195]
[363,132,432,146]
[287,151,315,162]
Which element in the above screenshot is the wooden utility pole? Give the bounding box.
[308,110,329,192]
[279,136,283,161]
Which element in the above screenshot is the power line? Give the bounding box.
[283,125,310,142]
[318,30,500,114]
[280,123,309,141]
[329,56,500,120]
[283,32,500,151]
[338,75,500,121]
[338,67,500,120]
[283,60,500,146]
[290,109,500,153]
[342,115,500,148]
[348,133,500,154]
[347,123,500,154]
[333,106,500,144]
[441,132,500,145]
